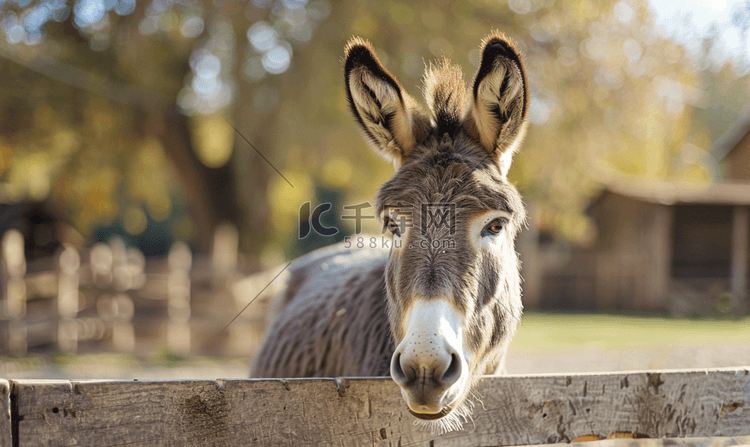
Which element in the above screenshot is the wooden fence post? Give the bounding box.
[167,242,192,355]
[212,223,238,281]
[109,238,136,353]
[90,242,113,289]
[96,292,136,353]
[2,229,27,355]
[0,379,9,447]
[212,224,242,356]
[92,239,136,353]
[110,293,135,353]
[57,246,80,353]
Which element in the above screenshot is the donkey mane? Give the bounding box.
[423,59,466,137]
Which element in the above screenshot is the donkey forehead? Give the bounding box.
[375,151,525,224]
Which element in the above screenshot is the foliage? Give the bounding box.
[1,0,749,260]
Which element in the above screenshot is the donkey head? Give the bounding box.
[344,33,528,430]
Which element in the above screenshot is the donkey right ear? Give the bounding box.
[344,38,419,166]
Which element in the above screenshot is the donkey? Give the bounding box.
[252,32,529,432]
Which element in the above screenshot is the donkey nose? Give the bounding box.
[390,345,462,390]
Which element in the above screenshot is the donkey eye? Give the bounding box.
[482,218,508,237]
[384,217,402,236]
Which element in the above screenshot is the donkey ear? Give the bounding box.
[463,33,529,176]
[344,37,419,165]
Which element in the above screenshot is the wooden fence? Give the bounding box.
[0,368,747,446]
[0,226,271,358]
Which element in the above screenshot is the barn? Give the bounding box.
[538,181,749,313]
[532,116,750,314]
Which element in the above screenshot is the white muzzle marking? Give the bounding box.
[391,299,470,415]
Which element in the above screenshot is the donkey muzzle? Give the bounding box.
[390,299,469,418]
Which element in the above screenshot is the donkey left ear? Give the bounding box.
[463,33,529,177]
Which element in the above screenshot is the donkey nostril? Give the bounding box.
[438,353,461,387]
[391,352,410,385]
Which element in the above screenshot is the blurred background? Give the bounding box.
[1,0,750,379]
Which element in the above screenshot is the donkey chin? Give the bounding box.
[389,299,475,432]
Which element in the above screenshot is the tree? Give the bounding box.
[2,0,748,261]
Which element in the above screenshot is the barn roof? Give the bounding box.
[601,179,750,206]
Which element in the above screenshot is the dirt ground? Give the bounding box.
[2,340,749,380]
[506,341,750,375]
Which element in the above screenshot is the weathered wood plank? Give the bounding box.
[11,368,750,446]
[0,380,10,447]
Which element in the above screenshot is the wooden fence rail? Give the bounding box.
[0,368,748,446]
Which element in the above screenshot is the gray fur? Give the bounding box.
[252,244,393,377]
